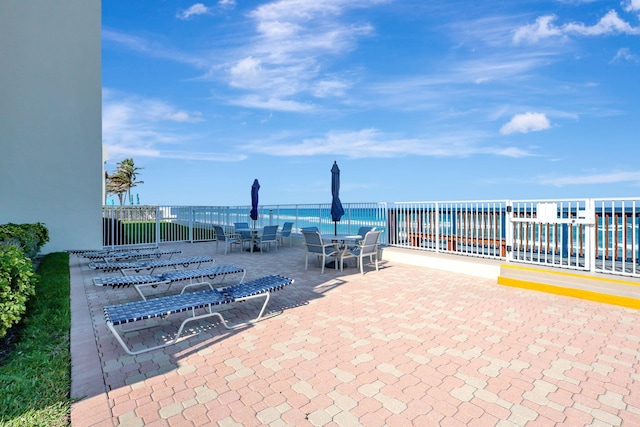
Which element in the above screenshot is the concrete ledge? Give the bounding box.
[380,246,502,280]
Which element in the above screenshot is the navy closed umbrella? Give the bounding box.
[330,161,345,235]
[250,179,260,226]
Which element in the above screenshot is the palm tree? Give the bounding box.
[105,172,127,205]
[106,158,144,205]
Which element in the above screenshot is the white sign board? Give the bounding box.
[536,202,558,222]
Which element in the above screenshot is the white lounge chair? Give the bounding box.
[89,256,214,275]
[81,248,182,262]
[93,265,246,300]
[104,274,294,355]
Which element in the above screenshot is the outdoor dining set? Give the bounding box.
[211,222,292,254]
[213,222,382,275]
[300,227,382,275]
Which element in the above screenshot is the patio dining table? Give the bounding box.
[235,227,262,253]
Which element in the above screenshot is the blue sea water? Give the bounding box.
[189,205,388,237]
[188,204,639,259]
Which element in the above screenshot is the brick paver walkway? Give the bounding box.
[70,241,640,426]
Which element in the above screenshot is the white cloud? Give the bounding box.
[102,29,209,68]
[229,57,264,89]
[228,95,314,112]
[240,128,535,159]
[176,3,212,20]
[514,10,640,44]
[500,112,551,135]
[312,79,350,98]
[513,15,563,44]
[176,1,236,19]
[539,171,640,186]
[623,0,640,12]
[564,10,640,36]
[611,47,640,62]
[222,0,382,110]
[102,90,245,162]
[218,0,236,9]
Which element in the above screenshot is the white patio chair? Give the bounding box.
[301,230,340,274]
[255,225,279,253]
[356,226,375,244]
[213,225,241,255]
[340,230,382,274]
[277,222,294,247]
[234,222,254,250]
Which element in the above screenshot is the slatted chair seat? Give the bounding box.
[93,265,246,300]
[82,248,182,261]
[89,256,213,274]
[104,289,230,326]
[94,275,167,288]
[104,275,295,355]
[69,245,158,256]
[219,274,292,299]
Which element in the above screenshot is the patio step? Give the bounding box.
[498,264,640,309]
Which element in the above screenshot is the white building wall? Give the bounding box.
[0,1,102,253]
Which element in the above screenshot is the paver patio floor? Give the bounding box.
[70,241,640,426]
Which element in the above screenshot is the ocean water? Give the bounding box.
[152,204,640,260]
[189,205,388,237]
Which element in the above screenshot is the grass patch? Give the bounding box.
[122,221,216,244]
[0,252,71,427]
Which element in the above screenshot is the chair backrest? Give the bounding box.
[357,226,375,238]
[301,230,324,254]
[281,222,293,237]
[213,225,226,240]
[301,226,319,232]
[262,225,279,240]
[360,230,382,255]
[234,222,252,238]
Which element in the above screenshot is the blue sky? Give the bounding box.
[102,0,640,206]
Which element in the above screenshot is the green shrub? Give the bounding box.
[0,252,70,426]
[0,245,36,339]
[0,223,50,259]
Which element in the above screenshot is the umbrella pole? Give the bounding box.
[334,221,337,235]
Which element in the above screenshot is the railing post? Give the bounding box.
[189,206,194,243]
[585,198,596,273]
[561,223,569,259]
[505,201,513,262]
[155,206,161,246]
[435,202,440,252]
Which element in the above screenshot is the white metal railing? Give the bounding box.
[508,199,593,271]
[102,203,388,246]
[387,198,640,278]
[388,200,508,258]
[102,197,640,278]
[592,198,640,276]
